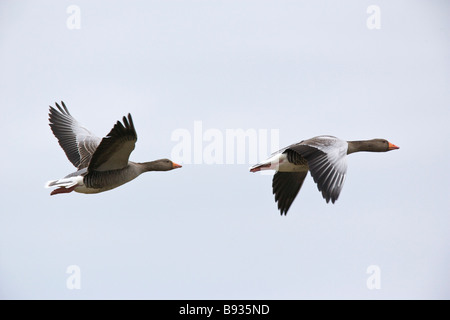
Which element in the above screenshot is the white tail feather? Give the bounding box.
[45,176,83,189]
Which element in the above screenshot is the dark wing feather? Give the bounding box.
[49,101,101,169]
[87,114,138,171]
[287,140,347,204]
[272,171,308,215]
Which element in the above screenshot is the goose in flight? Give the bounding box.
[45,101,181,195]
[250,135,399,215]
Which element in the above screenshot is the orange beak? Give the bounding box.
[172,162,182,169]
[388,142,400,150]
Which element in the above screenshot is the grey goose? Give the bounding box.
[45,101,181,195]
[250,135,399,215]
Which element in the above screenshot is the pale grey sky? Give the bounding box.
[0,0,449,299]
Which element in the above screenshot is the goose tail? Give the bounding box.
[45,176,83,189]
[45,176,84,196]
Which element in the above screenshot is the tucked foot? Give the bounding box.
[249,163,271,172]
[50,186,76,196]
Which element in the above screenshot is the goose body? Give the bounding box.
[250,135,399,215]
[45,101,181,195]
